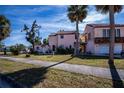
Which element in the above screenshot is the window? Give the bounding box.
[69,45,72,49]
[52,45,55,51]
[60,35,64,39]
[115,29,120,37]
[103,29,106,37]
[75,34,77,39]
[107,29,110,37]
[102,29,120,37]
[103,29,110,37]
[74,42,76,47]
[36,47,39,50]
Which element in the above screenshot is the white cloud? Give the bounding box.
[84,11,108,23]
[17,8,109,34]
[4,33,30,46]
[4,6,110,46]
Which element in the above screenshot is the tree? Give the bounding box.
[95,5,123,63]
[0,41,6,55]
[17,44,26,51]
[43,38,49,45]
[9,44,26,55]
[67,5,88,55]
[0,41,4,49]
[0,15,11,41]
[21,20,41,53]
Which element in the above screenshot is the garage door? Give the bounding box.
[98,44,122,54]
[99,44,109,54]
[114,44,122,54]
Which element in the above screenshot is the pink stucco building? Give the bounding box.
[48,30,77,51]
[83,24,124,54]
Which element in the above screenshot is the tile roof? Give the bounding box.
[87,24,124,28]
[49,30,76,36]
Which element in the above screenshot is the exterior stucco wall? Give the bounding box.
[57,34,76,48]
[48,35,58,48]
[85,26,95,53]
[84,25,124,54]
[34,45,50,53]
[94,27,124,37]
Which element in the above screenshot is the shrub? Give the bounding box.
[25,54,30,57]
[9,44,25,55]
[10,46,20,55]
[56,46,74,54]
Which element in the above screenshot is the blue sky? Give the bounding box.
[0,5,124,46]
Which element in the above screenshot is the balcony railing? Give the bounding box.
[94,37,124,43]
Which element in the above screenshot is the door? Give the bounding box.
[99,44,109,54]
[114,44,122,54]
[98,44,122,54]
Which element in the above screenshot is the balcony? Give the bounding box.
[94,37,124,44]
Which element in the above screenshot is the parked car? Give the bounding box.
[121,50,124,57]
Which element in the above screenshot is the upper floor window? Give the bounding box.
[103,29,106,37]
[102,29,121,37]
[107,29,110,37]
[60,35,64,39]
[103,29,110,37]
[115,29,120,37]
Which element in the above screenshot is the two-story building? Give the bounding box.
[48,30,77,51]
[83,24,124,54]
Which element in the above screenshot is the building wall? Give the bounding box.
[34,45,42,52]
[48,35,58,48]
[85,26,95,53]
[34,45,51,53]
[57,34,76,48]
[85,26,124,54]
[94,43,122,54]
[94,27,124,37]
[93,26,124,54]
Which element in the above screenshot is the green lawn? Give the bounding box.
[0,59,123,88]
[0,52,11,55]
[0,52,3,55]
[12,54,124,69]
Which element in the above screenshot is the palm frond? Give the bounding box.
[67,5,88,23]
[95,5,123,14]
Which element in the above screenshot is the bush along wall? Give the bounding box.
[56,46,74,54]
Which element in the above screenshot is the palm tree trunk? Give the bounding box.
[75,17,79,55]
[109,5,115,63]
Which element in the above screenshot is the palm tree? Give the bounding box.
[95,5,123,63]
[67,5,88,55]
[0,15,11,41]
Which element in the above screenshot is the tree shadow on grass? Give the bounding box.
[3,56,74,88]
[76,55,121,59]
[4,67,48,88]
[108,61,124,88]
[76,55,109,59]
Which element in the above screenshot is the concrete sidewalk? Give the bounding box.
[0,56,124,80]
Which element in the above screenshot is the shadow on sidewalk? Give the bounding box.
[45,56,74,69]
[108,61,124,88]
